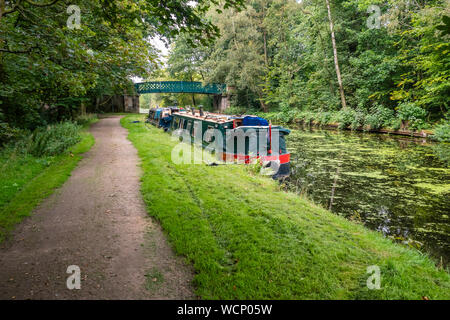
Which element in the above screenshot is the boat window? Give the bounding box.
[279,134,287,154]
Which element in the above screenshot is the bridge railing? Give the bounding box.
[135,81,226,95]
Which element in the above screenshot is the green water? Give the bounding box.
[285,128,450,265]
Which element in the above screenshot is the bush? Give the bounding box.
[274,112,292,124]
[299,111,315,124]
[396,102,427,129]
[351,111,366,130]
[366,106,395,130]
[224,106,248,115]
[75,113,98,126]
[388,118,403,131]
[27,122,82,157]
[286,109,302,122]
[314,111,332,125]
[337,108,356,129]
[432,119,450,142]
[0,122,22,146]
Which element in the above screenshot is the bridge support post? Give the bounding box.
[124,94,140,113]
[213,94,231,112]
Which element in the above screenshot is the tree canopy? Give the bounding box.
[166,0,449,127]
[0,0,245,130]
[1,0,448,136]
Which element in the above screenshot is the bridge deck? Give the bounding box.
[135,81,226,95]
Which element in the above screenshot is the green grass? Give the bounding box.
[122,114,449,300]
[0,120,97,241]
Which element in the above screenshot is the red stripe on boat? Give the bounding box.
[219,153,290,164]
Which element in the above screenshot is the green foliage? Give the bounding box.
[396,102,428,129]
[0,122,22,146]
[390,2,450,118]
[224,106,250,115]
[337,108,356,129]
[23,122,82,157]
[351,111,367,130]
[437,15,450,36]
[165,0,448,129]
[389,118,403,131]
[366,105,395,130]
[432,119,450,142]
[314,111,333,126]
[0,0,245,131]
[75,113,99,127]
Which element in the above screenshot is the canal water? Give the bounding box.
[284,127,449,265]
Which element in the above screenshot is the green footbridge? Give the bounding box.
[135,81,226,95]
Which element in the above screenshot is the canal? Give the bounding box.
[284,127,450,266]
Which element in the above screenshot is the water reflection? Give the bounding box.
[285,127,450,265]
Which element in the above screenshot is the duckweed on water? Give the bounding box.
[414,183,450,195]
[286,128,450,265]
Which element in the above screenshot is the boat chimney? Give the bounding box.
[199,105,204,116]
[191,108,195,115]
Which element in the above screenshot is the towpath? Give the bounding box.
[0,116,194,299]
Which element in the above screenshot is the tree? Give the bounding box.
[199,0,271,110]
[388,0,450,118]
[325,0,347,108]
[0,0,245,129]
[167,34,211,106]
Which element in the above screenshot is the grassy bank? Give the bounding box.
[0,118,97,241]
[122,114,449,299]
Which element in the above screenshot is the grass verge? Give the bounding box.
[0,120,97,241]
[122,114,449,300]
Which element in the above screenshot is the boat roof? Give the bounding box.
[149,107,277,127]
[174,110,238,124]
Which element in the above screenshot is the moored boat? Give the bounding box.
[146,107,291,179]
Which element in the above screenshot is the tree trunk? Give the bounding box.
[325,0,347,109]
[258,91,268,112]
[189,75,197,106]
[263,29,268,66]
[95,96,100,112]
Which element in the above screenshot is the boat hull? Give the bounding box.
[218,152,291,179]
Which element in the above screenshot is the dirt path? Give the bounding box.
[0,116,194,300]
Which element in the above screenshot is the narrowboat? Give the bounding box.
[147,107,178,130]
[146,107,291,179]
